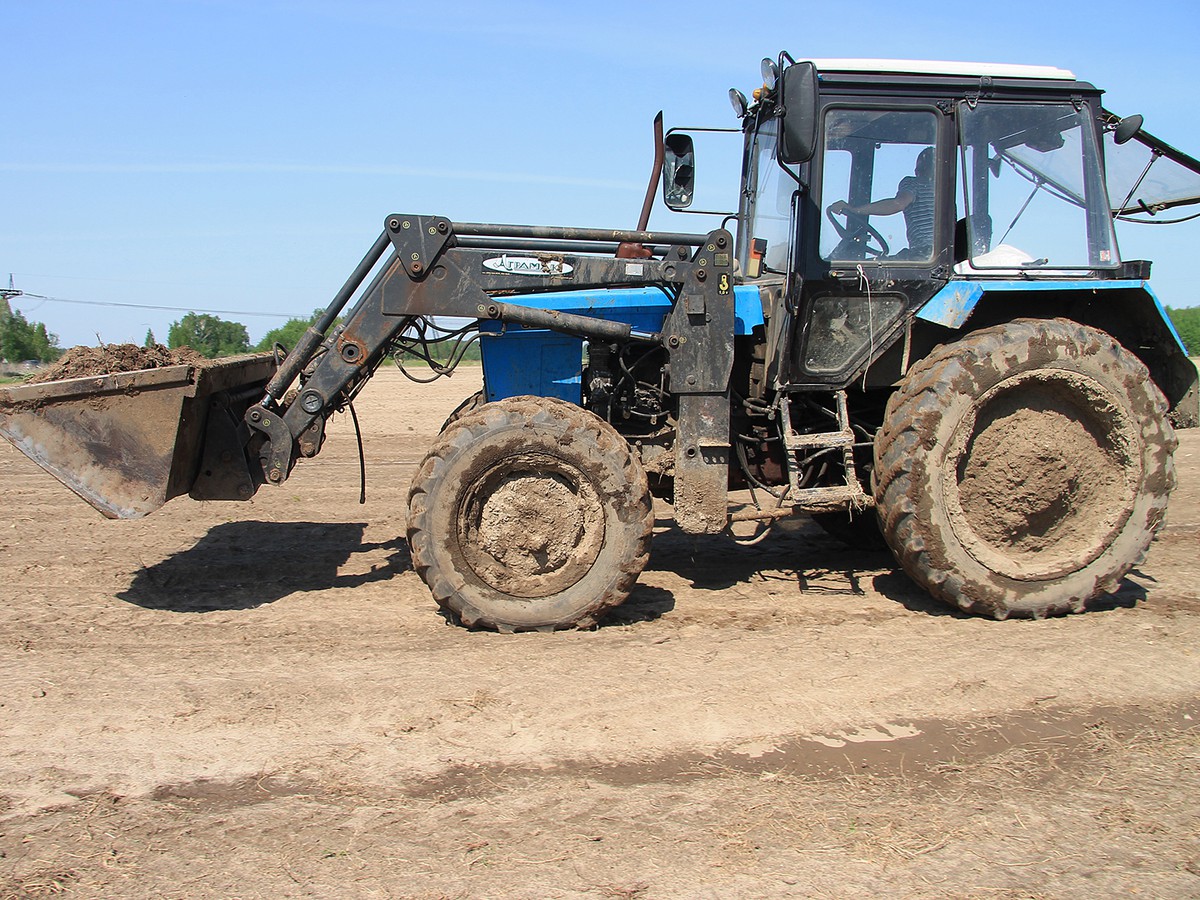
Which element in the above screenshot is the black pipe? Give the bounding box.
[263,229,392,403]
[487,301,659,344]
[457,236,669,255]
[453,222,705,246]
[340,251,400,328]
[317,230,393,333]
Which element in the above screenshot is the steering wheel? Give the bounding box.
[826,206,890,258]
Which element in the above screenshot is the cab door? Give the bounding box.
[787,104,955,387]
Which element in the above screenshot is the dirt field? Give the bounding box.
[2,366,1198,899]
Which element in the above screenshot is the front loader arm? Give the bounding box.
[248,214,738,533]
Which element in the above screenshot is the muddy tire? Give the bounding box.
[874,318,1176,620]
[407,396,653,631]
[440,390,486,433]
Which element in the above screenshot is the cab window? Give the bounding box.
[957,102,1118,270]
[819,109,939,263]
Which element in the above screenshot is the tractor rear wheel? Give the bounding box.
[874,318,1176,619]
[407,396,653,631]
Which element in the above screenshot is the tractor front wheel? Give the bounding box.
[407,396,653,631]
[439,390,486,433]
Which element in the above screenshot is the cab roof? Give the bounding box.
[809,59,1076,81]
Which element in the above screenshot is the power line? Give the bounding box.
[17,292,296,319]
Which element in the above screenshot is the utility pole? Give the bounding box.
[0,274,21,300]
[0,274,18,321]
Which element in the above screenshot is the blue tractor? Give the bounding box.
[3,55,1197,631]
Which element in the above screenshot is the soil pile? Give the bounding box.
[27,344,208,384]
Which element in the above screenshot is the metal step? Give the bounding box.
[779,391,870,505]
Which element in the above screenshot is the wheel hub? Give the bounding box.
[945,371,1140,581]
[458,455,605,599]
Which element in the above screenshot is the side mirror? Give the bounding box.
[1114,114,1144,145]
[779,61,818,164]
[662,132,695,209]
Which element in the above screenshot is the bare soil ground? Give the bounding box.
[1,366,1198,899]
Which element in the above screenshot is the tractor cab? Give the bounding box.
[667,55,1199,416]
[731,58,1124,387]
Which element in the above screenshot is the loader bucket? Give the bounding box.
[0,354,277,519]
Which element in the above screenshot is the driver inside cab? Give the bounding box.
[830,147,935,259]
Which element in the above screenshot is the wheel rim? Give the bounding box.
[942,370,1141,581]
[456,451,606,599]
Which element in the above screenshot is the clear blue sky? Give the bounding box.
[4,0,1199,348]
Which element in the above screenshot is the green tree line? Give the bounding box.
[167,313,251,358]
[11,299,1191,366]
[168,309,481,363]
[0,299,62,362]
[163,310,320,357]
[1166,306,1200,357]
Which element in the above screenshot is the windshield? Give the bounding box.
[959,102,1118,271]
[743,117,797,274]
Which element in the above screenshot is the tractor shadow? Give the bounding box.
[602,585,677,626]
[645,516,898,591]
[1085,574,1148,612]
[642,517,1149,620]
[644,516,925,609]
[871,570,1148,618]
[119,521,410,613]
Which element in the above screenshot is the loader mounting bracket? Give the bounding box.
[386,215,454,279]
[246,405,297,485]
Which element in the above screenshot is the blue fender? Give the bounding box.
[916,279,1197,426]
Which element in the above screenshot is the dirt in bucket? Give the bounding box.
[26,344,209,384]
